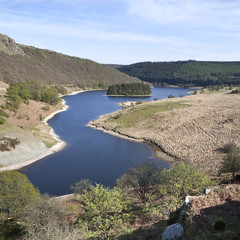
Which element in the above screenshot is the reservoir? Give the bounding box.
[21,87,194,196]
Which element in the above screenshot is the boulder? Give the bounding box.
[162,223,184,240]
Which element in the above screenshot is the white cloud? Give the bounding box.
[125,0,240,30]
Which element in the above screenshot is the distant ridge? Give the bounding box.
[117,61,240,86]
[0,34,140,87]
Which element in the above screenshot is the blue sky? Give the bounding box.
[0,0,239,64]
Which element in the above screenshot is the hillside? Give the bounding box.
[117,61,240,86]
[88,89,240,175]
[0,34,140,87]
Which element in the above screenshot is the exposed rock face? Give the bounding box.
[0,34,25,55]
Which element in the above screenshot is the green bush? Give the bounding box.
[220,147,240,179]
[76,184,131,239]
[5,81,66,111]
[0,117,6,125]
[0,171,40,220]
[70,179,92,194]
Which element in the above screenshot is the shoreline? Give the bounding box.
[1,90,86,171]
[87,122,177,164]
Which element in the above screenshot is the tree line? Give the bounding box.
[117,61,240,87]
[2,80,67,112]
[107,83,151,96]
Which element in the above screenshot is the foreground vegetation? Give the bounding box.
[0,162,215,239]
[107,83,151,96]
[118,61,240,87]
[1,150,239,239]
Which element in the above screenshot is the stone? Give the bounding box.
[162,223,184,240]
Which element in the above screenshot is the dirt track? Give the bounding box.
[88,90,240,175]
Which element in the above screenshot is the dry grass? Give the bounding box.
[89,91,240,175]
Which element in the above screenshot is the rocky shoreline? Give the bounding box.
[88,90,240,175]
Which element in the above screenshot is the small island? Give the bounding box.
[107,83,152,96]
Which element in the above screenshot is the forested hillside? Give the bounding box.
[117,61,240,86]
[0,34,140,88]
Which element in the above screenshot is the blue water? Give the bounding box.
[21,87,195,196]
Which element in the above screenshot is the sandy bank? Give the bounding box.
[0,99,68,171]
[0,90,89,171]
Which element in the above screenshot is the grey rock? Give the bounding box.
[0,34,25,55]
[162,223,184,240]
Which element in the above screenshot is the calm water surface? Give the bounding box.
[21,87,194,196]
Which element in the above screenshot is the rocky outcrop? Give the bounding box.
[0,34,25,55]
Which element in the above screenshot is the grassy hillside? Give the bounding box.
[89,89,240,175]
[0,34,140,88]
[117,61,240,86]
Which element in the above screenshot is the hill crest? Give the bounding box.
[0,33,140,87]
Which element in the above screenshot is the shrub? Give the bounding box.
[158,162,212,210]
[0,117,6,125]
[76,184,131,239]
[221,143,237,153]
[22,195,80,240]
[0,171,40,221]
[220,147,240,179]
[70,179,92,194]
[116,162,161,202]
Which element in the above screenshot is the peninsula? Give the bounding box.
[88,88,240,175]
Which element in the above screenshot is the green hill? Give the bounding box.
[117,61,240,86]
[0,34,140,88]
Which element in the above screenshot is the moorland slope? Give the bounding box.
[0,34,140,87]
[88,90,240,175]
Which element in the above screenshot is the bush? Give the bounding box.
[230,87,240,94]
[76,184,131,239]
[220,147,240,179]
[22,195,81,240]
[116,162,161,202]
[168,95,175,98]
[221,143,237,153]
[0,171,40,221]
[158,162,212,210]
[5,81,64,111]
[70,179,92,194]
[0,117,6,125]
